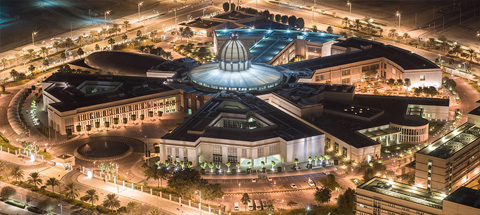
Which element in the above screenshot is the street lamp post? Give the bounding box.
[58,203,63,215]
[104,10,111,28]
[32,31,38,47]
[396,11,401,30]
[195,190,202,215]
[138,2,143,20]
[311,0,316,23]
[347,1,352,21]
[18,193,22,202]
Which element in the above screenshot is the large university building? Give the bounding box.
[356,177,480,215]
[156,94,324,167]
[415,107,480,193]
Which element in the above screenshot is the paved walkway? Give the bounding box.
[75,172,213,215]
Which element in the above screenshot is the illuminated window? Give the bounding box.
[420,75,426,81]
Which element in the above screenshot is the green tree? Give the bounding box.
[77,48,84,56]
[202,183,224,200]
[275,14,281,22]
[149,208,161,215]
[40,47,49,58]
[168,168,204,198]
[388,29,398,40]
[137,30,142,38]
[46,177,61,194]
[293,158,299,168]
[144,163,170,188]
[81,189,99,207]
[314,186,332,205]
[295,17,305,29]
[122,33,128,42]
[10,166,24,182]
[123,20,130,32]
[0,186,16,199]
[126,201,138,215]
[231,3,236,11]
[241,193,250,211]
[404,78,411,88]
[95,44,100,51]
[108,38,116,49]
[27,172,43,187]
[181,27,194,43]
[287,15,297,27]
[336,188,356,215]
[28,64,35,73]
[223,2,230,12]
[0,161,8,179]
[327,26,333,34]
[43,59,49,67]
[363,167,375,181]
[287,200,297,209]
[387,78,395,88]
[38,199,55,213]
[312,24,318,32]
[64,183,79,200]
[103,193,121,212]
[281,15,288,24]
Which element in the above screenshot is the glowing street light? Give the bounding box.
[138,2,143,20]
[396,11,401,30]
[347,1,352,20]
[32,31,38,47]
[104,10,111,28]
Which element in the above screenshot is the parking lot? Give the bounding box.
[206,172,341,211]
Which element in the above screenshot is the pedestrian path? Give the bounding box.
[76,173,214,215]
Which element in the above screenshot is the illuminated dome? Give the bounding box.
[188,32,284,92]
[218,33,252,72]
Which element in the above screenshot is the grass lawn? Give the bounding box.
[0,134,19,152]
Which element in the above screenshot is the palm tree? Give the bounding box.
[452,44,462,56]
[108,38,115,49]
[182,27,194,43]
[64,38,75,48]
[342,17,349,27]
[53,41,60,52]
[10,166,24,182]
[75,36,85,46]
[126,201,137,215]
[1,58,7,69]
[241,193,250,211]
[40,47,49,58]
[0,161,8,178]
[123,21,130,32]
[148,208,161,215]
[467,48,476,62]
[103,193,121,212]
[144,165,169,188]
[64,183,79,200]
[46,177,60,194]
[27,172,43,187]
[402,32,410,42]
[122,34,128,42]
[388,29,398,40]
[81,189,99,206]
[354,19,361,30]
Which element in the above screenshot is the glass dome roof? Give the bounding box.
[217,32,252,72]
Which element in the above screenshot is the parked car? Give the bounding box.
[251,178,257,182]
[307,180,316,187]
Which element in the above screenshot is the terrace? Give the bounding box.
[359,177,444,209]
[418,123,480,159]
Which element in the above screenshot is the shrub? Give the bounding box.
[27,206,44,214]
[1,186,16,200]
[5,200,25,209]
[96,205,110,214]
[118,206,127,213]
[31,186,40,192]
[45,192,60,199]
[81,202,96,210]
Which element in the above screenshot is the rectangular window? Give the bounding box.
[342,70,350,76]
[342,147,348,157]
[420,75,426,81]
[334,143,339,153]
[342,78,350,84]
[325,138,331,150]
[258,148,264,157]
[269,145,278,155]
[242,149,247,158]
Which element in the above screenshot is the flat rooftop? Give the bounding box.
[468,105,480,116]
[215,29,340,64]
[181,18,223,28]
[274,83,354,107]
[445,186,480,209]
[417,123,480,159]
[214,11,256,20]
[358,177,444,209]
[44,73,172,112]
[282,37,439,71]
[354,94,449,116]
[162,93,323,142]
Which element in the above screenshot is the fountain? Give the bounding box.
[74,137,132,161]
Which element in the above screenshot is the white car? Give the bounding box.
[267,177,273,182]
[290,183,297,189]
[251,178,257,182]
[307,180,316,187]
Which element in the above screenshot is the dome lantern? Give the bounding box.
[217,32,252,72]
